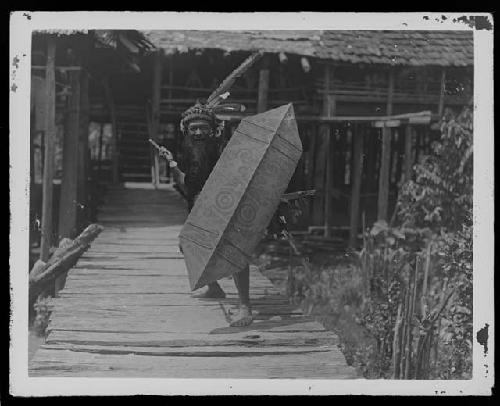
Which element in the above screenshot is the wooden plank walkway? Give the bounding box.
[29,185,357,378]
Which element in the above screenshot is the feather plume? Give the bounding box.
[206,51,263,109]
[213,103,246,115]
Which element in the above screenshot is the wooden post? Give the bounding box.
[365,127,376,192]
[323,65,335,237]
[323,123,333,237]
[77,68,89,228]
[98,122,104,179]
[40,37,56,262]
[30,109,36,248]
[403,124,414,183]
[312,65,335,230]
[58,69,80,241]
[103,77,119,184]
[257,55,270,113]
[349,124,364,247]
[168,55,174,111]
[438,68,446,117]
[306,126,317,222]
[312,125,326,226]
[306,127,316,191]
[377,68,395,222]
[151,50,163,188]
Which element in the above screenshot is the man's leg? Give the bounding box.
[229,265,253,327]
[187,194,226,299]
[192,281,226,299]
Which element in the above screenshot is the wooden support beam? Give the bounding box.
[349,125,364,247]
[151,51,163,188]
[216,110,433,124]
[77,69,90,228]
[58,69,81,241]
[306,127,317,222]
[403,125,414,183]
[257,55,270,113]
[377,127,392,222]
[167,55,174,111]
[322,65,335,237]
[377,68,395,222]
[32,65,82,71]
[438,68,446,117]
[373,119,401,128]
[97,122,104,178]
[323,124,333,237]
[103,77,119,184]
[386,68,395,117]
[40,37,57,262]
[312,129,326,226]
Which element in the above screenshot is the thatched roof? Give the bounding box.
[33,30,154,52]
[141,30,473,67]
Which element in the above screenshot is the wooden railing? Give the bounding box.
[313,78,471,106]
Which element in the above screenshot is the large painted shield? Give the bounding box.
[179,103,302,290]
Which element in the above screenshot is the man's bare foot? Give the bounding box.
[229,305,253,327]
[192,283,226,299]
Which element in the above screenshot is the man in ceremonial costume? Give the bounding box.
[154,52,310,327]
[158,53,262,327]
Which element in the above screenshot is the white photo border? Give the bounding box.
[9,11,494,396]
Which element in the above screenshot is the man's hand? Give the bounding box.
[159,146,174,162]
[149,138,174,162]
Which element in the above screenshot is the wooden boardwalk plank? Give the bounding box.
[29,185,357,379]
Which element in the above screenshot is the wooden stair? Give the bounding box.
[116,106,152,183]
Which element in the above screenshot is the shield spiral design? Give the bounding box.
[237,202,258,227]
[215,189,236,211]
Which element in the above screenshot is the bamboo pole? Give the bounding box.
[405,257,419,378]
[421,244,432,317]
[40,37,57,262]
[392,302,403,378]
[399,278,411,376]
[433,277,448,369]
[377,68,395,222]
[349,124,364,247]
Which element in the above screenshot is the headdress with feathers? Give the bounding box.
[180,51,262,136]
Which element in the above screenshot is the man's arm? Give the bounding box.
[149,139,186,192]
[280,189,316,203]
